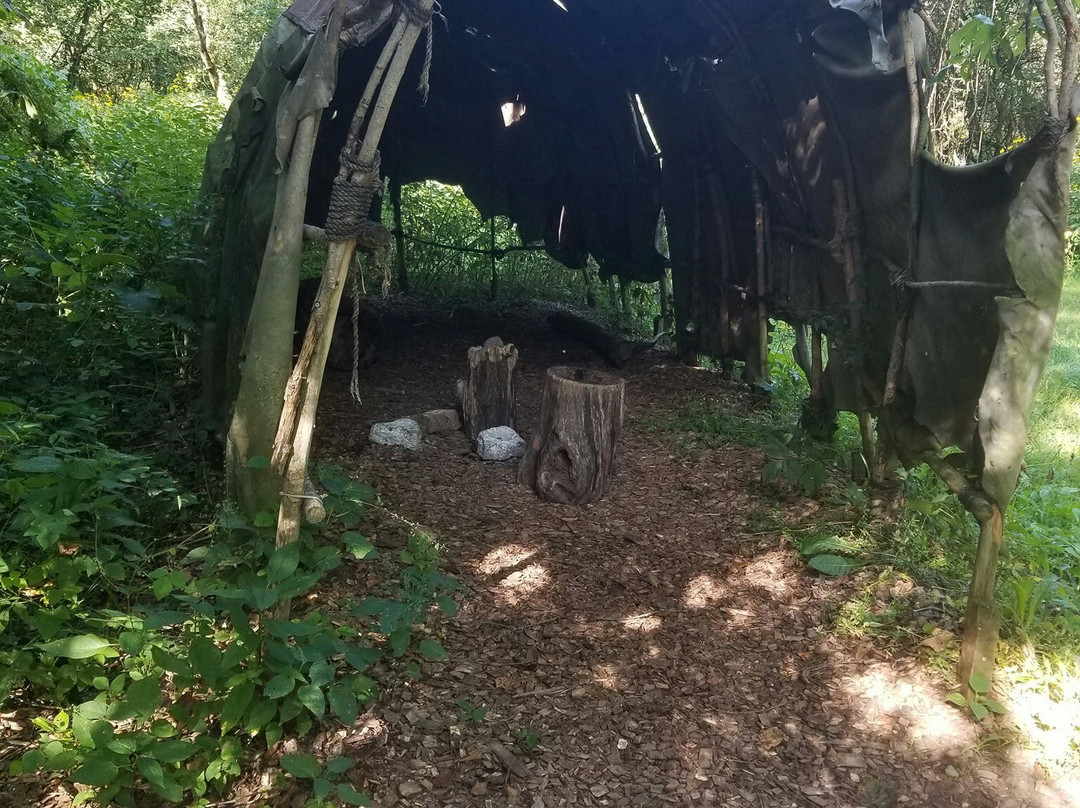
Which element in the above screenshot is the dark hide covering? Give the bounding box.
[194,0,1076,509]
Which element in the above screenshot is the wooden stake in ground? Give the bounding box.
[518,366,625,505]
[462,341,518,440]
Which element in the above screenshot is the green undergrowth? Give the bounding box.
[0,61,456,806]
[646,288,1080,769]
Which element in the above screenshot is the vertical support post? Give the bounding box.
[960,504,1005,692]
[489,217,498,301]
[810,326,824,399]
[658,269,673,334]
[619,276,631,319]
[391,180,408,293]
[752,174,770,384]
[581,265,597,307]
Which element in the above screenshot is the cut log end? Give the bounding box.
[518,365,625,505]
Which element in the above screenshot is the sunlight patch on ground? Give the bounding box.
[622,612,663,633]
[682,574,728,609]
[840,663,975,754]
[1001,652,1080,780]
[590,663,625,690]
[1036,398,1080,453]
[475,544,536,576]
[743,551,794,600]
[494,563,550,606]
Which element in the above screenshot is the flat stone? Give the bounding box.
[416,408,462,435]
[476,426,526,461]
[369,418,422,451]
[482,336,505,349]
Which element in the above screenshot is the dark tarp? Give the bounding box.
[194,0,1076,508]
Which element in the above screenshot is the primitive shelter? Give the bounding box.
[192,0,1078,683]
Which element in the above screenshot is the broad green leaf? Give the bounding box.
[13,454,63,473]
[263,675,295,699]
[968,672,990,695]
[151,740,197,763]
[189,637,222,686]
[807,554,860,577]
[337,783,373,806]
[984,698,1007,715]
[314,778,333,800]
[297,684,325,719]
[245,698,278,731]
[342,532,376,560]
[389,626,411,657]
[946,692,969,708]
[267,542,301,584]
[970,702,989,720]
[280,753,320,780]
[220,681,256,731]
[125,676,162,719]
[419,638,447,661]
[325,757,352,776]
[436,595,458,617]
[70,756,119,786]
[38,634,117,659]
[307,659,335,688]
[328,684,358,726]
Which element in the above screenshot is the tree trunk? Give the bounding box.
[226,110,321,515]
[190,0,231,108]
[518,366,625,505]
[462,342,518,440]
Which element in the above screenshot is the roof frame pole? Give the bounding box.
[876,8,925,494]
[751,173,771,386]
[225,3,349,516]
[270,0,436,619]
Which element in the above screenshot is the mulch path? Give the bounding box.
[1,296,1067,808]
[307,296,1067,808]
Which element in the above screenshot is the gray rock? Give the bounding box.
[415,408,462,435]
[369,418,422,451]
[482,336,505,349]
[476,426,526,461]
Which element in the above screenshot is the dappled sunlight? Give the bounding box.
[475,543,537,576]
[682,574,728,609]
[1036,398,1080,452]
[743,551,795,600]
[621,611,662,633]
[589,662,625,690]
[839,664,975,755]
[1001,653,1080,778]
[494,563,550,606]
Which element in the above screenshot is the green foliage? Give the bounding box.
[946,674,1008,721]
[454,698,488,724]
[0,66,454,807]
[14,0,283,97]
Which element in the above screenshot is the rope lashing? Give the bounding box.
[394,0,439,104]
[325,152,382,242]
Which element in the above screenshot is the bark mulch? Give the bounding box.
[306,296,1070,808]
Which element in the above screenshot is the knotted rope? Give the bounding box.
[395,0,438,104]
[325,152,382,242]
[349,259,363,403]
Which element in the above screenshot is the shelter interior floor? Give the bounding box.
[291,295,1064,808]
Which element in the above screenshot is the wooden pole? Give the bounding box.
[271,3,433,618]
[391,180,408,293]
[752,175,770,384]
[489,217,498,301]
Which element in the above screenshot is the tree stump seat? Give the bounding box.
[518,366,625,505]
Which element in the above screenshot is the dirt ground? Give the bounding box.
[305,296,1073,808]
[2,296,1071,808]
